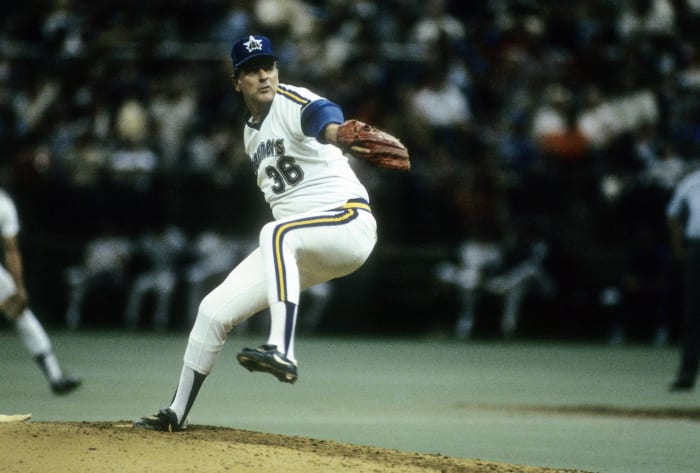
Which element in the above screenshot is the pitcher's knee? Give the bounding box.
[193,297,230,338]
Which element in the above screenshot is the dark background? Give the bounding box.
[2,0,698,342]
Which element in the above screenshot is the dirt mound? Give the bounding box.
[0,421,591,472]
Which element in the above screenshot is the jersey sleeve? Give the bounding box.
[300,99,344,144]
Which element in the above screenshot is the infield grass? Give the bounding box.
[1,330,698,473]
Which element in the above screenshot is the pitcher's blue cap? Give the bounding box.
[231,35,278,70]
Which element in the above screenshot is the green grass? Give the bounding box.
[1,330,698,473]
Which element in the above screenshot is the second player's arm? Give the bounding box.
[1,235,28,319]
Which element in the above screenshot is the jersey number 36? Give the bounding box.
[266,156,304,194]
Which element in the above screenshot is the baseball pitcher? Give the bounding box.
[135,35,408,431]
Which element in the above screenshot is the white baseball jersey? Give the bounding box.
[0,189,20,300]
[243,83,369,219]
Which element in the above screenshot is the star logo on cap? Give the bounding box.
[243,35,263,53]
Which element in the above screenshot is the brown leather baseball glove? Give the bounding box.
[336,120,410,171]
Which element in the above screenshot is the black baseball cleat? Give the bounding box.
[669,377,695,392]
[134,408,188,432]
[237,344,298,383]
[51,375,82,395]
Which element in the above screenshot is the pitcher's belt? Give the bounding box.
[333,198,371,213]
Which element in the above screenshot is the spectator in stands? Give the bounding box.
[124,226,188,332]
[64,227,134,330]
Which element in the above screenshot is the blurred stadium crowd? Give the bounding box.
[1,0,700,340]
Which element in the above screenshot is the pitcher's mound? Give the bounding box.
[0,421,591,473]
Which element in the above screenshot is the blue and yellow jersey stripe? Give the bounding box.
[277,85,310,106]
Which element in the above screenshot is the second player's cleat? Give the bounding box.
[133,408,188,432]
[237,344,298,383]
[51,375,82,395]
[668,377,695,392]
